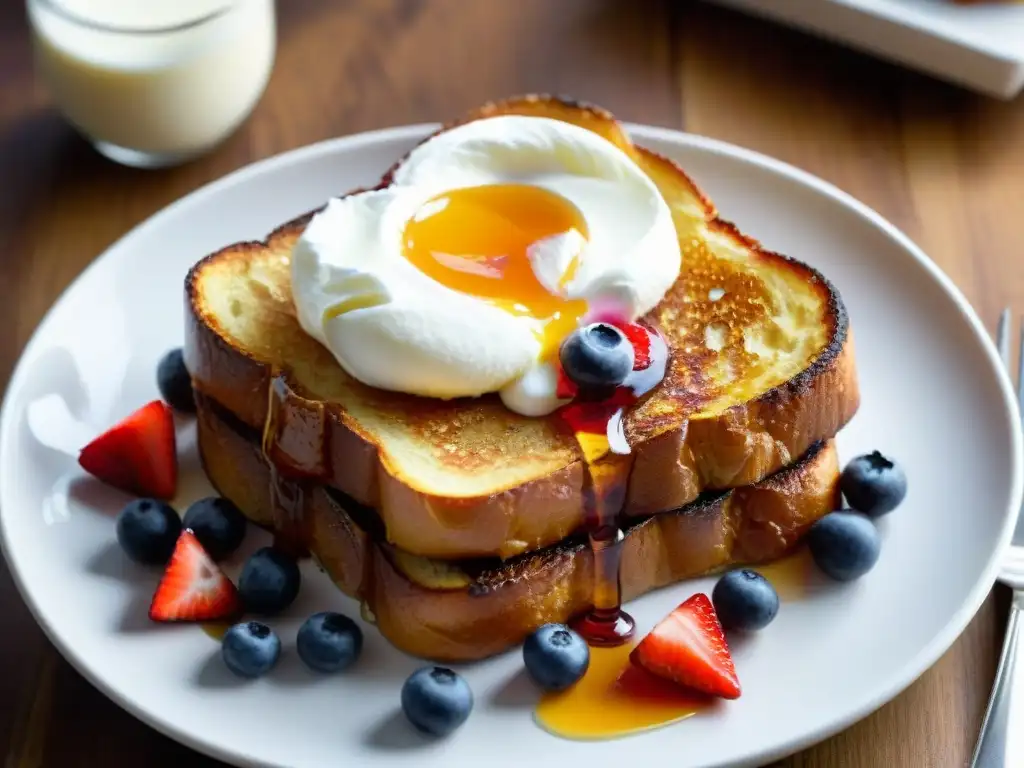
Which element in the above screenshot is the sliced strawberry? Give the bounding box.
[557,387,635,435]
[78,400,177,500]
[555,365,579,399]
[619,322,652,370]
[149,530,241,623]
[630,593,741,699]
[586,312,653,371]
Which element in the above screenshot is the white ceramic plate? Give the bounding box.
[705,0,1024,98]
[1,122,1021,768]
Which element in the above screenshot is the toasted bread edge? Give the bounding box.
[196,394,840,662]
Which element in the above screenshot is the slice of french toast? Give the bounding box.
[196,394,840,662]
[185,95,858,561]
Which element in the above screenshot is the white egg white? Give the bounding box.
[290,115,681,415]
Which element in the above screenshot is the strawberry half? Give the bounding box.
[149,530,241,623]
[618,321,652,370]
[630,593,741,699]
[555,365,579,400]
[78,400,178,500]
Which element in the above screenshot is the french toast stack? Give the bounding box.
[184,96,859,662]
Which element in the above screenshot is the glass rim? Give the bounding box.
[32,0,237,35]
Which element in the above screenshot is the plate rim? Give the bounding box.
[1,120,1021,768]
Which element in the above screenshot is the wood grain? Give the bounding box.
[0,1,1019,765]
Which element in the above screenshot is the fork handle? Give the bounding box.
[972,592,1024,768]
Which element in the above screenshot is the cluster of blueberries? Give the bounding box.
[117,496,359,673]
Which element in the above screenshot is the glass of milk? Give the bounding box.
[26,0,277,169]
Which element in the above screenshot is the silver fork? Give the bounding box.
[971,308,1024,768]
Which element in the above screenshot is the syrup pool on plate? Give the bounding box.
[534,644,708,739]
[754,545,819,601]
[201,621,231,641]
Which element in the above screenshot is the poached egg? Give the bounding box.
[291,115,681,416]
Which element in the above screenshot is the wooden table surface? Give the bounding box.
[1,1,1020,766]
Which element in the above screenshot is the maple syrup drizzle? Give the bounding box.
[261,373,310,557]
[535,644,706,739]
[574,454,635,644]
[559,326,669,647]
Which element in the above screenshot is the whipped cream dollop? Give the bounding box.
[290,115,681,416]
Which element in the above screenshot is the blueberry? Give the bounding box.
[238,547,301,615]
[401,666,473,737]
[296,611,363,673]
[115,498,182,565]
[182,497,247,561]
[559,323,634,390]
[221,621,281,678]
[841,451,907,518]
[712,570,779,631]
[807,511,881,582]
[522,623,589,691]
[156,348,195,413]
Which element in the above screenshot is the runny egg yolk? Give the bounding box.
[402,183,590,357]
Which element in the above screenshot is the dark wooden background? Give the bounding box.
[1,1,1019,765]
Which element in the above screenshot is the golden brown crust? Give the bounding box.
[196,397,841,662]
[184,94,859,560]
